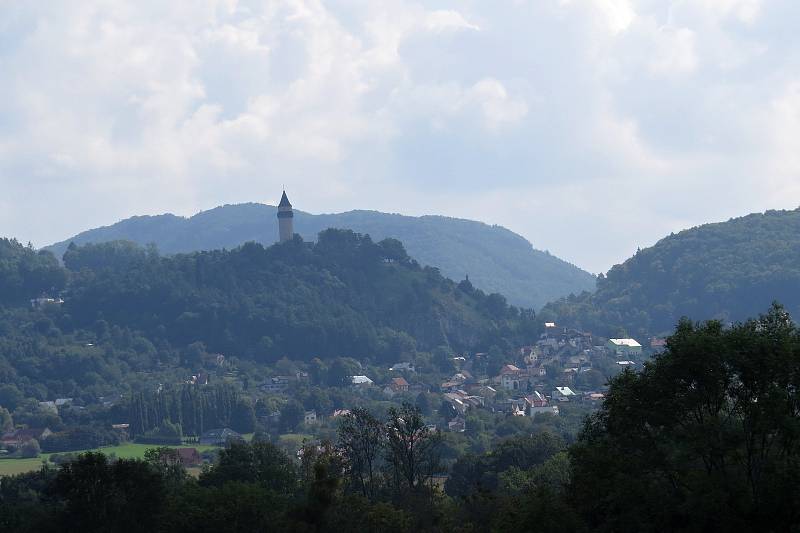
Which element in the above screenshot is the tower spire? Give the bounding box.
[277,190,294,242]
[279,190,292,208]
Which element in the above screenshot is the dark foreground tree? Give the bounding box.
[570,303,800,531]
[337,407,384,499]
[199,440,297,494]
[51,453,165,533]
[385,403,442,495]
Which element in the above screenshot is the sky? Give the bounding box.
[1,0,799,274]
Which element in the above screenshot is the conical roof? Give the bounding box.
[278,190,292,208]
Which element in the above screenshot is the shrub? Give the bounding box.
[20,438,41,458]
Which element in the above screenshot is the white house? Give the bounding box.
[350,375,374,387]
[552,386,576,401]
[607,338,642,358]
[30,297,64,309]
[304,410,318,425]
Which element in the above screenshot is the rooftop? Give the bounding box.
[609,338,642,348]
[499,364,522,375]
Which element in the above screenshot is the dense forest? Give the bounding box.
[541,208,800,338]
[46,203,595,309]
[0,239,66,307]
[59,229,537,361]
[3,304,800,531]
[0,232,538,415]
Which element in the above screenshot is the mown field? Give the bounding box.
[0,442,220,477]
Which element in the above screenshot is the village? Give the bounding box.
[1,321,663,470]
[246,323,664,443]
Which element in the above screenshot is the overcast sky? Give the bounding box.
[1,0,799,273]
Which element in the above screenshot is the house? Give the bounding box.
[520,346,539,365]
[528,365,546,377]
[583,392,606,405]
[98,394,122,408]
[30,297,63,309]
[505,397,529,415]
[650,337,667,354]
[383,377,410,397]
[389,362,415,372]
[39,398,73,414]
[463,383,497,400]
[260,376,291,394]
[443,392,467,414]
[443,390,484,415]
[448,417,466,432]
[450,372,470,384]
[176,448,202,466]
[350,375,374,387]
[1,428,52,447]
[528,391,548,408]
[199,428,242,446]
[332,409,351,418]
[440,381,462,392]
[607,338,643,358]
[499,364,525,391]
[187,371,209,385]
[552,386,576,401]
[304,410,318,425]
[527,391,559,417]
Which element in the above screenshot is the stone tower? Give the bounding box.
[277,190,294,243]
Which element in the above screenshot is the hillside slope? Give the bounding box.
[541,209,800,337]
[58,231,537,361]
[46,203,595,309]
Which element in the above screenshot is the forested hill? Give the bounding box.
[46,203,595,309]
[540,208,800,338]
[56,231,536,362]
[0,238,66,306]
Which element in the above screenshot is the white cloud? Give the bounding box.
[648,26,698,76]
[425,10,480,33]
[594,0,637,33]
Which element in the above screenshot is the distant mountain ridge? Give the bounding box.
[46,203,595,310]
[541,208,800,337]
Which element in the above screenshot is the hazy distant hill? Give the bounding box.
[541,208,800,337]
[47,203,595,309]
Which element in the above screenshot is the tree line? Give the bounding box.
[541,208,800,339]
[128,384,255,437]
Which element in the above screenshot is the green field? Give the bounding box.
[0,442,220,477]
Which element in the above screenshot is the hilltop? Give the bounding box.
[46,203,595,310]
[541,208,800,337]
